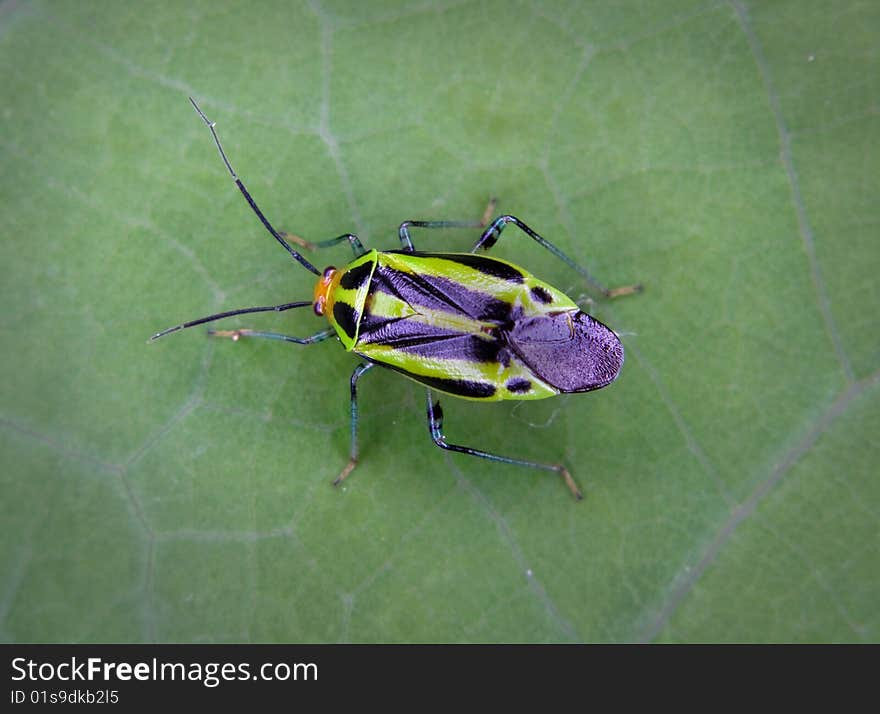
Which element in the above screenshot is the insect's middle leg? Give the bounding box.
[398,198,497,251]
[425,391,583,500]
[474,215,642,298]
[333,362,376,486]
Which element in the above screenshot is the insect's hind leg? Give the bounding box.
[398,198,497,251]
[425,392,583,500]
[333,362,376,486]
[474,215,642,298]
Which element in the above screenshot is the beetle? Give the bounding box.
[151,98,641,500]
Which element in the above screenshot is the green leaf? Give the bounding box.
[1,0,877,643]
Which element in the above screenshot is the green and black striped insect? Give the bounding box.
[151,98,641,500]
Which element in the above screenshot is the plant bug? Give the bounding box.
[151,98,641,500]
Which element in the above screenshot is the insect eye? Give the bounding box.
[323,266,336,282]
[313,296,325,316]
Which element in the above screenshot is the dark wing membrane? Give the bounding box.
[356,313,504,399]
[358,313,504,364]
[372,258,513,323]
[507,310,623,393]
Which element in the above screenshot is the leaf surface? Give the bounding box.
[1,0,877,642]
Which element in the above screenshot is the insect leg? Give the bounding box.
[188,97,321,276]
[425,392,583,500]
[333,362,376,486]
[208,327,335,344]
[398,198,498,251]
[279,232,367,258]
[474,215,642,298]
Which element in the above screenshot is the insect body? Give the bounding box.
[151,98,640,500]
[317,250,624,402]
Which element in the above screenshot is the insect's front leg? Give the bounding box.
[425,392,583,500]
[280,231,367,258]
[397,198,497,251]
[333,362,376,486]
[150,299,314,342]
[474,215,642,298]
[208,327,335,344]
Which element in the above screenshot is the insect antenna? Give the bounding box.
[149,300,312,342]
[188,97,321,276]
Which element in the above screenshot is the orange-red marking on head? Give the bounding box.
[313,266,340,317]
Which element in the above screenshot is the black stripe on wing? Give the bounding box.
[413,374,497,399]
[359,356,498,399]
[409,252,525,284]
